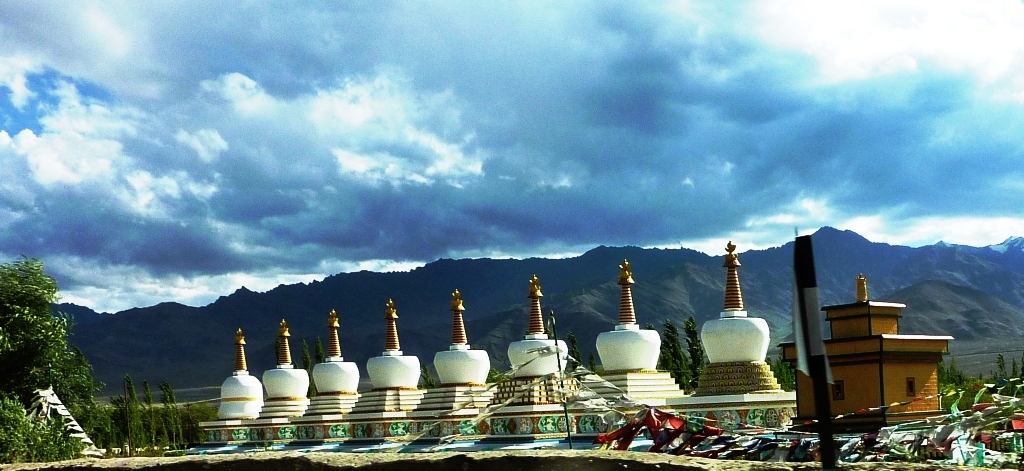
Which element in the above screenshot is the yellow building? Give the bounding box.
[781,275,953,431]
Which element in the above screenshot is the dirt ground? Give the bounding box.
[0,451,975,471]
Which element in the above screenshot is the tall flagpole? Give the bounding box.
[793,235,837,469]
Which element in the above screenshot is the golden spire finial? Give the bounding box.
[723,241,744,310]
[617,261,637,325]
[856,274,869,303]
[451,289,468,345]
[528,274,543,298]
[451,289,465,312]
[619,259,634,285]
[526,275,545,335]
[234,328,248,372]
[327,309,342,358]
[385,299,398,319]
[276,320,292,365]
[384,299,401,351]
[724,241,740,268]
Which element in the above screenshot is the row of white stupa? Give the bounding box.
[218,244,777,420]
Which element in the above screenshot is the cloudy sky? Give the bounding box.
[2,1,1024,312]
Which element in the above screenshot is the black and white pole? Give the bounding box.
[548,309,573,449]
[793,235,837,469]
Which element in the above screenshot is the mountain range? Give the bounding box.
[58,227,1024,395]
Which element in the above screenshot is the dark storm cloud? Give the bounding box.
[1,1,1024,310]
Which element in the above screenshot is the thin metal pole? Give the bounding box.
[548,309,573,449]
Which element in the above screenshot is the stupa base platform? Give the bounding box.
[587,370,688,406]
[304,392,360,416]
[258,398,310,418]
[693,361,783,396]
[414,384,493,412]
[348,388,426,414]
[665,390,796,431]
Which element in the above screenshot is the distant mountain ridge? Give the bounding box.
[57,227,1024,392]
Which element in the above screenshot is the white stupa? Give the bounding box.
[259,320,311,418]
[305,310,360,415]
[349,299,426,415]
[217,328,264,420]
[366,299,421,389]
[416,290,493,413]
[506,275,568,378]
[596,260,661,371]
[591,261,685,404]
[693,242,782,395]
[434,290,490,385]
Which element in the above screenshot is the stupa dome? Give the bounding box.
[218,328,263,420]
[434,289,490,385]
[597,260,661,372]
[366,299,421,389]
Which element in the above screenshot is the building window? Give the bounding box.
[832,380,845,401]
[907,377,916,396]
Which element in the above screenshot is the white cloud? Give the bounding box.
[755,0,1024,98]
[175,128,228,162]
[837,214,1024,247]
[0,55,41,109]
[201,73,275,113]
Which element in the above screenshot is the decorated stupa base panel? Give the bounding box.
[202,409,611,445]
[492,377,579,405]
[681,406,795,432]
[693,361,781,396]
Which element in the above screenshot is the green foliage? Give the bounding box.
[682,316,706,390]
[0,258,100,463]
[996,353,1008,380]
[418,365,436,389]
[588,352,599,374]
[771,357,796,391]
[0,258,99,405]
[486,367,509,384]
[657,320,691,389]
[301,340,316,397]
[0,395,82,464]
[314,337,325,364]
[565,331,582,370]
[159,382,182,448]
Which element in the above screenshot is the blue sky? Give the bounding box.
[2,1,1024,312]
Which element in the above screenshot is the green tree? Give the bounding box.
[658,320,691,389]
[486,367,509,384]
[314,337,326,364]
[0,259,98,405]
[418,365,436,389]
[159,382,182,448]
[771,357,796,391]
[142,380,156,448]
[301,340,316,398]
[996,354,1008,380]
[683,316,706,389]
[566,331,582,371]
[0,259,97,462]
